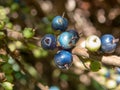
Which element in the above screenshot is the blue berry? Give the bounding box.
[100,34,118,53]
[41,34,56,50]
[51,16,68,31]
[49,86,60,90]
[54,50,73,69]
[58,31,78,49]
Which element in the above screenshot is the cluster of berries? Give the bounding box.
[40,15,119,70]
[96,67,120,89]
[41,16,79,69]
[85,34,118,53]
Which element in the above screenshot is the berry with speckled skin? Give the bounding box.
[58,31,78,49]
[52,16,68,31]
[100,34,118,53]
[41,34,57,50]
[54,50,73,69]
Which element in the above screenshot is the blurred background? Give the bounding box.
[0,0,120,90]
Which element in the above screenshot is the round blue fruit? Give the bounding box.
[49,86,60,90]
[41,34,56,50]
[54,50,73,69]
[100,34,117,53]
[58,31,78,49]
[51,16,68,31]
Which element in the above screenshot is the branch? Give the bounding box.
[73,9,101,37]
[37,83,49,90]
[102,55,120,67]
[6,29,23,40]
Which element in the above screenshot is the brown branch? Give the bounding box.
[102,55,120,66]
[6,29,23,40]
[73,9,101,37]
[5,29,41,47]
[37,83,49,90]
[73,55,90,70]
